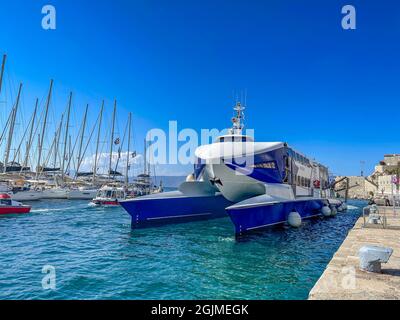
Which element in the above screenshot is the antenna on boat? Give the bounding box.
[229,101,245,135]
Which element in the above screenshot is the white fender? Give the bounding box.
[321,205,331,217]
[288,211,302,228]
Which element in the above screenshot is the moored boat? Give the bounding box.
[41,187,69,199]
[91,185,126,206]
[120,189,233,229]
[68,187,98,200]
[197,103,345,234]
[119,101,346,234]
[3,180,43,201]
[10,189,42,201]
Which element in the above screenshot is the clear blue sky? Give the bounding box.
[1,0,399,176]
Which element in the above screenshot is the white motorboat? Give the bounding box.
[91,185,126,206]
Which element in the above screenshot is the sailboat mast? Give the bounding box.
[108,100,116,180]
[143,138,147,176]
[3,83,22,173]
[148,136,151,176]
[125,113,132,187]
[36,79,53,179]
[68,135,72,176]
[53,114,64,170]
[61,92,72,180]
[0,54,6,95]
[75,104,88,178]
[93,100,104,183]
[21,98,38,174]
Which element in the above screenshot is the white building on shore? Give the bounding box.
[335,154,400,199]
[377,175,399,196]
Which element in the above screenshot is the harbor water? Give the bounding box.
[0,199,366,300]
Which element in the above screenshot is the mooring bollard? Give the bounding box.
[359,245,393,273]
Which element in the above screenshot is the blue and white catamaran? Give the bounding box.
[120,102,345,234]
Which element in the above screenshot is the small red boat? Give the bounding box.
[0,193,31,215]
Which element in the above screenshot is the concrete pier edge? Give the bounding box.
[309,208,400,300]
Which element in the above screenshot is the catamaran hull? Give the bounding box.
[207,163,266,202]
[227,198,328,235]
[120,191,233,229]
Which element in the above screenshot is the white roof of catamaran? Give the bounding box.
[195,140,285,161]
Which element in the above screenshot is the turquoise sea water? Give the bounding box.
[0,199,365,300]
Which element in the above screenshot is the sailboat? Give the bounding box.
[0,162,30,173]
[91,101,129,206]
[0,80,43,201]
[130,138,162,197]
[8,179,42,201]
[63,103,98,199]
[41,187,69,199]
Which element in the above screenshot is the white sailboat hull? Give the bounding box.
[11,190,43,201]
[67,189,97,200]
[41,188,69,199]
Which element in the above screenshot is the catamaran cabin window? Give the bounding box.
[218,136,251,143]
